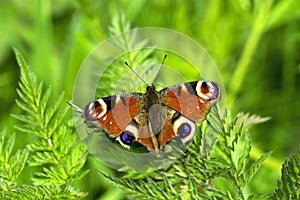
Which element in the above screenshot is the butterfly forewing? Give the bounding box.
[160,81,220,122]
[84,93,144,137]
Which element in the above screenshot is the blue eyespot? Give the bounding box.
[178,123,191,138]
[120,132,135,145]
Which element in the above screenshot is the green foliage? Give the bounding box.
[96,12,159,97]
[272,149,300,199]
[94,14,292,199]
[0,49,88,199]
[3,185,86,200]
[0,1,299,199]
[0,132,29,190]
[98,109,299,200]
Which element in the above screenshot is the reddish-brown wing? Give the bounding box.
[160,81,220,123]
[84,93,144,137]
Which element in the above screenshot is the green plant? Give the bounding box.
[0,4,299,199]
[0,49,89,199]
[1,52,299,198]
[272,150,300,200]
[97,109,299,199]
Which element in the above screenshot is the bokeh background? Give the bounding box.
[0,0,299,199]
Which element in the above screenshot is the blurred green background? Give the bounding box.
[0,0,299,199]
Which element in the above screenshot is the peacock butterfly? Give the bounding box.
[82,56,221,153]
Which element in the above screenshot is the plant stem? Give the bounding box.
[227,0,274,108]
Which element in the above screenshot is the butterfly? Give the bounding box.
[83,76,221,153]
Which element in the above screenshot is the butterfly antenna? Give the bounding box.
[124,61,148,86]
[153,54,167,82]
[68,101,83,113]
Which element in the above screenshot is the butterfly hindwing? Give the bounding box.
[118,109,159,152]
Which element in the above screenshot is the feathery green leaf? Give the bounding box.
[272,149,300,199]
[1,48,89,199]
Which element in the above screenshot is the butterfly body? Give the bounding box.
[84,81,220,152]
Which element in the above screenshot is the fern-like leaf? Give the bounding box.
[0,131,29,190]
[6,48,89,198]
[98,170,179,199]
[96,13,159,98]
[1,185,86,200]
[272,149,300,199]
